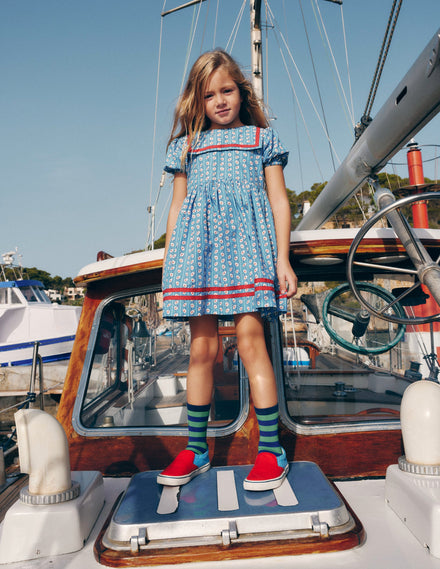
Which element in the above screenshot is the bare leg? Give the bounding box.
[186,315,219,406]
[157,315,218,486]
[233,312,278,408]
[235,313,288,491]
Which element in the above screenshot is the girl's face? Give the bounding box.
[204,67,243,130]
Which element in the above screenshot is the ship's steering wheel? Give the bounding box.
[322,282,406,355]
[346,192,440,326]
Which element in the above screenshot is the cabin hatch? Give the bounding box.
[96,461,363,565]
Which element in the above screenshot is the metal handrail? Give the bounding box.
[28,341,44,410]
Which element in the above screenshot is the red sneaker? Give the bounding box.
[243,450,289,491]
[157,449,210,486]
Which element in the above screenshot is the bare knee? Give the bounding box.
[234,313,269,369]
[236,332,266,368]
[190,336,218,367]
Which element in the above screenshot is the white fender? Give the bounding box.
[15,408,71,495]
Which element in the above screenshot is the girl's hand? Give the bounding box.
[277,258,297,299]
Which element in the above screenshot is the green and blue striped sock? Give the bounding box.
[186,403,210,455]
[255,404,282,456]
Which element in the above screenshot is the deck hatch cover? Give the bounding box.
[103,461,353,550]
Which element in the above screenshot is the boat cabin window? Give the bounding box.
[0,287,22,305]
[74,287,245,436]
[74,278,421,435]
[279,281,413,431]
[11,289,22,304]
[31,285,51,303]
[20,285,50,303]
[21,286,39,302]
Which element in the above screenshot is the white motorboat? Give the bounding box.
[0,252,81,367]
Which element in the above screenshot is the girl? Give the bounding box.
[157,50,297,491]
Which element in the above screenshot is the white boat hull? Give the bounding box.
[0,303,81,366]
[0,335,76,366]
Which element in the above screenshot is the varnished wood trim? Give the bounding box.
[291,236,440,257]
[65,409,403,479]
[281,427,403,479]
[74,260,163,286]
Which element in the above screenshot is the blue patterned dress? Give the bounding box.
[162,125,289,320]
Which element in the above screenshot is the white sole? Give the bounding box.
[157,462,211,486]
[243,465,289,492]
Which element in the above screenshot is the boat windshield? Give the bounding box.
[19,285,51,303]
[32,285,51,303]
[0,286,26,305]
[75,288,244,436]
[280,281,409,431]
[74,278,421,436]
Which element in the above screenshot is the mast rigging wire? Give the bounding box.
[274,30,325,182]
[311,0,355,131]
[146,0,167,250]
[299,0,336,172]
[225,0,247,53]
[339,3,354,127]
[280,0,305,192]
[212,0,220,48]
[148,0,205,248]
[179,1,204,95]
[357,0,403,138]
[266,2,341,166]
[199,0,211,53]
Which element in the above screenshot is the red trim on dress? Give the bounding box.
[188,128,261,153]
[163,276,286,301]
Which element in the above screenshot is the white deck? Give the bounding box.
[6,475,439,569]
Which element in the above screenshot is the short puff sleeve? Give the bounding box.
[164,136,187,174]
[261,127,288,169]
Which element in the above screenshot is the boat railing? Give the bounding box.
[0,342,49,425]
[0,341,68,485]
[28,342,44,411]
[0,444,18,486]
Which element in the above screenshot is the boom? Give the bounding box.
[297,29,440,230]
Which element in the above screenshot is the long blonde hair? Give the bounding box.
[168,50,268,165]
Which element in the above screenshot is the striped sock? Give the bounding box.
[255,404,282,456]
[185,403,210,455]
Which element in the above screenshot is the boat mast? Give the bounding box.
[250,0,264,102]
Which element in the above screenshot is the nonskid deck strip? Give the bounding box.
[217,470,239,511]
[274,477,299,506]
[157,467,299,515]
[156,486,180,515]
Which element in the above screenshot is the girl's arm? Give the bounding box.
[264,164,298,298]
[164,173,188,260]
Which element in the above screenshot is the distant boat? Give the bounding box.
[0,251,81,367]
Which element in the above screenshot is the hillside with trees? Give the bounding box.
[287,172,440,229]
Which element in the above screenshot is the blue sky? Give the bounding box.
[1,0,440,278]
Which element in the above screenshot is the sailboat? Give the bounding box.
[1,1,440,567]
